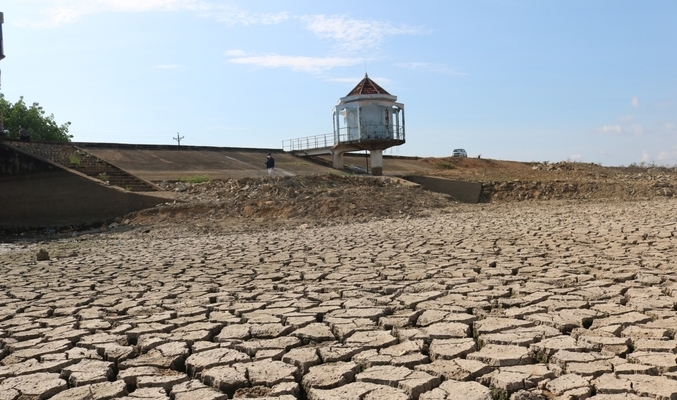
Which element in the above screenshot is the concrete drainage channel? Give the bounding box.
[402,176,483,204]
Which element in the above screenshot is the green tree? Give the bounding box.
[0,93,72,142]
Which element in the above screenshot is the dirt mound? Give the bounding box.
[127,174,454,227]
[421,158,677,202]
[123,159,677,229]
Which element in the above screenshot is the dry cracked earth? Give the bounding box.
[2,198,677,400]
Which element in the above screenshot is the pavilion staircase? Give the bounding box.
[7,141,158,192]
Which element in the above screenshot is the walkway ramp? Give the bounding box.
[283,133,404,157]
[282,133,367,157]
[77,143,336,181]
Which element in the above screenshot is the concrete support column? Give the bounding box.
[357,106,361,140]
[370,149,383,176]
[332,151,344,170]
[333,109,340,144]
[332,111,337,142]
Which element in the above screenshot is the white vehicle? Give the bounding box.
[451,148,467,157]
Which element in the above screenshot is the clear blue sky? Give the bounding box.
[1,1,675,166]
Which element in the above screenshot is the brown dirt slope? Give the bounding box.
[124,157,677,229]
[127,174,452,228]
[418,157,677,202]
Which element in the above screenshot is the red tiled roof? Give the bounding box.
[346,74,391,96]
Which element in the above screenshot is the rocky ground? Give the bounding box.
[112,159,677,230]
[131,175,454,230]
[419,158,677,202]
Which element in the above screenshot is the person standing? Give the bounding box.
[265,153,275,176]
[19,126,30,142]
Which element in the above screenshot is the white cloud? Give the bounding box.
[597,125,622,134]
[620,114,634,122]
[17,0,206,28]
[657,147,677,165]
[153,64,180,69]
[326,76,391,85]
[325,77,366,83]
[225,49,247,57]
[568,154,583,162]
[631,96,640,107]
[91,0,201,12]
[630,123,645,135]
[228,54,363,74]
[17,0,288,28]
[666,123,675,131]
[598,123,647,135]
[21,3,426,79]
[395,62,466,75]
[640,150,650,163]
[654,101,675,109]
[301,15,424,52]
[213,9,289,26]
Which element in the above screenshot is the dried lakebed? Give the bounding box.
[1,199,677,399]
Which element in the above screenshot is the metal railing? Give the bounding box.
[335,126,404,143]
[282,133,334,152]
[282,126,404,152]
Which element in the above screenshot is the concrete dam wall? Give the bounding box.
[0,143,167,230]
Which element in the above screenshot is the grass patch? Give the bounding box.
[277,161,309,167]
[534,349,549,364]
[97,172,109,182]
[69,156,81,167]
[490,386,509,400]
[178,175,211,184]
[436,161,455,170]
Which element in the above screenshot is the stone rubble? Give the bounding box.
[2,199,677,399]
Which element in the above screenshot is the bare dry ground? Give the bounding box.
[3,158,677,399]
[122,158,677,230]
[127,175,453,232]
[420,157,677,202]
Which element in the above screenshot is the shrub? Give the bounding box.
[436,161,455,169]
[178,175,210,184]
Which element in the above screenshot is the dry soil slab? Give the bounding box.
[1,199,677,399]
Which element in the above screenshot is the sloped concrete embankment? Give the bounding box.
[0,143,167,230]
[7,140,159,192]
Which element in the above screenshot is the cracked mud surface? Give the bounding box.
[2,198,677,399]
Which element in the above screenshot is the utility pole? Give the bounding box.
[173,132,184,146]
[1,12,5,90]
